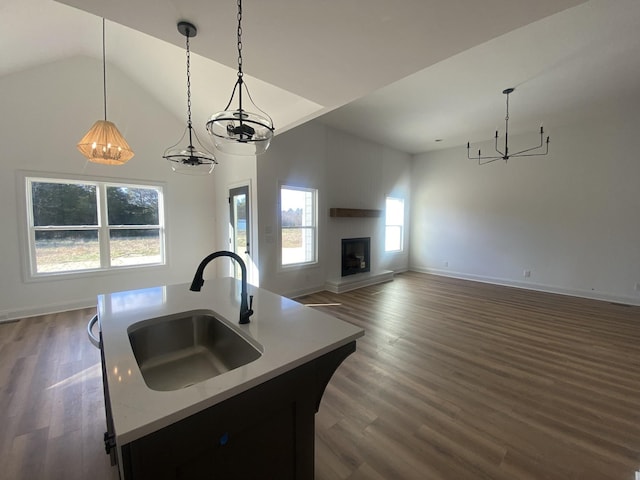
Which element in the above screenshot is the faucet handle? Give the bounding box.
[239,295,254,325]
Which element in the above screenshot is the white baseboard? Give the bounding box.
[324,270,394,294]
[411,266,640,307]
[0,298,96,324]
[282,285,327,300]
[10,267,630,323]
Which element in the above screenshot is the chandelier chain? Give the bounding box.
[186,29,192,127]
[237,0,243,78]
[505,92,509,122]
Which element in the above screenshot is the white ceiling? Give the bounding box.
[320,0,640,153]
[3,0,638,155]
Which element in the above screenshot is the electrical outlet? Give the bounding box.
[635,282,640,292]
[523,270,531,278]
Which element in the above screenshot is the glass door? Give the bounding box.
[229,185,250,280]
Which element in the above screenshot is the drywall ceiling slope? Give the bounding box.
[319,0,640,154]
[56,0,586,111]
[0,0,321,136]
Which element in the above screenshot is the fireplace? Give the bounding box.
[341,237,371,277]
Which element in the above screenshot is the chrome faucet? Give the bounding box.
[190,251,254,324]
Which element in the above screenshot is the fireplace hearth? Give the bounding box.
[341,237,371,277]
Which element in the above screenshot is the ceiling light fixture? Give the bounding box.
[467,88,550,165]
[163,21,217,175]
[77,18,134,165]
[206,0,274,156]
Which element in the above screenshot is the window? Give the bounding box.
[385,196,404,252]
[280,185,317,266]
[26,176,165,276]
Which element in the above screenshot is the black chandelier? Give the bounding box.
[206,0,275,156]
[163,21,217,175]
[467,88,550,165]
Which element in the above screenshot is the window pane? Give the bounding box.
[32,182,97,226]
[110,229,161,266]
[386,197,404,226]
[27,177,166,277]
[385,226,402,252]
[282,227,315,265]
[233,194,247,249]
[107,186,159,225]
[281,186,317,266]
[385,197,404,252]
[281,189,314,227]
[34,230,100,272]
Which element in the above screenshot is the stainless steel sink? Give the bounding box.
[128,310,262,391]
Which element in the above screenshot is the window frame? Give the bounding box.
[279,184,318,268]
[385,195,405,253]
[22,173,166,279]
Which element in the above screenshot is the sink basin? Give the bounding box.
[128,310,262,391]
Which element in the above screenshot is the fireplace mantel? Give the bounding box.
[329,208,382,218]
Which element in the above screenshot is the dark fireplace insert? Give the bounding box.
[341,237,371,277]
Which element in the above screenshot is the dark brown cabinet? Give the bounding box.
[109,342,355,479]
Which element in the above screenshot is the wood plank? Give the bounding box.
[329,208,382,218]
[0,307,118,480]
[1,273,640,479]
[301,272,640,480]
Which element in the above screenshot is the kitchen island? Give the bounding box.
[97,278,364,479]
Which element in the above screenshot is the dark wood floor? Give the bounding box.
[0,306,116,479]
[1,272,640,479]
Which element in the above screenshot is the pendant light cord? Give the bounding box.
[186,32,192,126]
[237,0,243,78]
[185,26,194,147]
[102,18,107,121]
[504,90,510,157]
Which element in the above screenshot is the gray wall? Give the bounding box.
[0,56,219,320]
[410,104,640,305]
[257,122,412,297]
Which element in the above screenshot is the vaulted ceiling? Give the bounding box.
[3,0,639,154]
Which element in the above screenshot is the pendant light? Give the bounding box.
[77,18,134,165]
[467,88,550,165]
[163,22,217,175]
[206,0,274,156]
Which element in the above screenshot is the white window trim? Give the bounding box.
[279,184,318,269]
[18,171,167,282]
[385,195,405,253]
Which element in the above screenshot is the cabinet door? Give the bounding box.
[175,403,302,479]
[122,365,316,480]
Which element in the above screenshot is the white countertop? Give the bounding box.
[97,278,364,446]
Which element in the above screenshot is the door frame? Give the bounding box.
[228,180,255,284]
